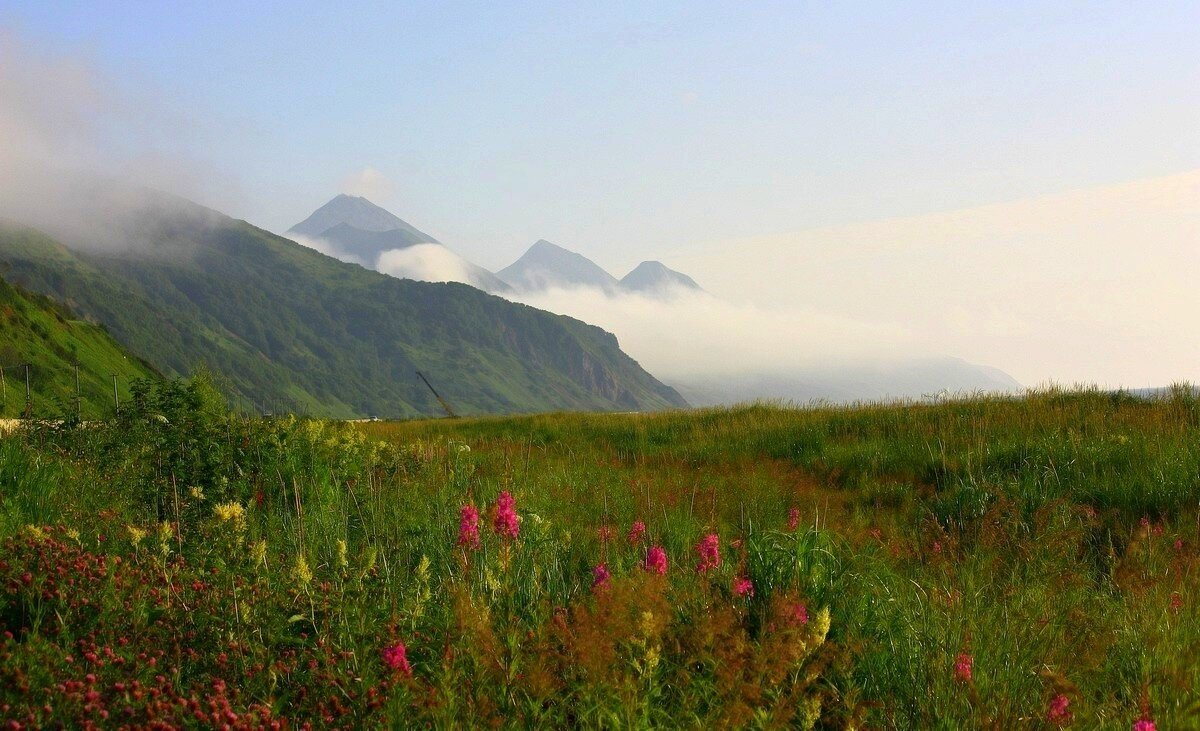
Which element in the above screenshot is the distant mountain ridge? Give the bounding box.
[496,240,703,297]
[286,195,510,293]
[0,190,687,417]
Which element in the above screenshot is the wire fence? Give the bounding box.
[0,361,306,421]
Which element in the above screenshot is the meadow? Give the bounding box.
[0,376,1197,728]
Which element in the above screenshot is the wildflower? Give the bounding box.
[597,524,615,543]
[213,502,246,533]
[791,603,810,626]
[1133,718,1157,731]
[695,533,721,573]
[811,607,831,645]
[644,545,668,575]
[157,521,174,556]
[733,576,754,598]
[250,540,267,567]
[628,521,647,544]
[189,485,205,501]
[21,524,47,542]
[457,504,481,549]
[799,694,822,731]
[954,652,973,683]
[126,525,147,549]
[293,554,313,585]
[493,491,520,539]
[65,527,81,544]
[381,642,413,677]
[1047,693,1072,726]
[592,563,611,592]
[336,539,349,569]
[932,541,943,555]
[639,610,657,638]
[787,507,801,532]
[1170,592,1183,614]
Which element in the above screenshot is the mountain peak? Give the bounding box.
[620,260,702,295]
[497,240,620,293]
[288,195,436,242]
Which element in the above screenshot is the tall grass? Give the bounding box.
[1,380,1196,727]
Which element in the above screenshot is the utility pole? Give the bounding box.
[112,374,120,416]
[416,371,458,418]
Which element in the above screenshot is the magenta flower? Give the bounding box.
[381,642,412,677]
[1133,719,1157,731]
[787,507,801,532]
[628,520,647,544]
[493,491,519,539]
[954,652,973,683]
[695,533,721,573]
[733,576,754,598]
[457,504,481,549]
[592,562,611,592]
[643,545,668,575]
[1047,693,1072,726]
[791,602,809,626]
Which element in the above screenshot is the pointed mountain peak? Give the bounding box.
[497,239,620,293]
[620,260,702,295]
[287,195,437,242]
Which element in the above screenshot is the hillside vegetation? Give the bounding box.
[1,385,1196,727]
[0,205,684,418]
[0,275,157,419]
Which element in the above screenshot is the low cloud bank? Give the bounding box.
[376,244,480,286]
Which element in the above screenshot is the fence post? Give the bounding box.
[112,374,120,416]
[75,364,81,421]
[23,364,31,418]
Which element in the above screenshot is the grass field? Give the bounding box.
[1,378,1197,728]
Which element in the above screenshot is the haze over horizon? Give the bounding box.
[1,2,1197,392]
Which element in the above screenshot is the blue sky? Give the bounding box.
[2,1,1197,271]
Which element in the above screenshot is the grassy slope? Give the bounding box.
[0,275,158,418]
[0,215,685,417]
[0,388,1196,728]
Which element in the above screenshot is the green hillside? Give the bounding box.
[0,275,158,418]
[0,200,685,418]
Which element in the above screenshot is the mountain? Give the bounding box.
[286,195,510,293]
[497,240,622,293]
[0,192,687,418]
[620,261,702,296]
[289,194,437,242]
[670,357,1021,407]
[0,272,159,418]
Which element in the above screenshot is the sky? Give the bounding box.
[0,2,1197,388]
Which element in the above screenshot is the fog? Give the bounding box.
[0,30,233,252]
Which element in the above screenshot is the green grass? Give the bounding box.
[1,383,1197,727]
[0,276,159,419]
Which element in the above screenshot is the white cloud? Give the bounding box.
[376,244,478,286]
[339,167,396,202]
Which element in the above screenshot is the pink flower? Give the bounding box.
[932,541,943,555]
[787,507,801,532]
[733,576,754,598]
[1170,592,1183,614]
[1047,693,1072,726]
[381,642,412,677]
[643,545,668,575]
[791,603,809,626]
[1133,718,1157,731]
[493,491,519,539]
[953,652,973,683]
[695,533,721,573]
[592,563,611,592]
[457,505,481,549]
[628,521,647,544]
